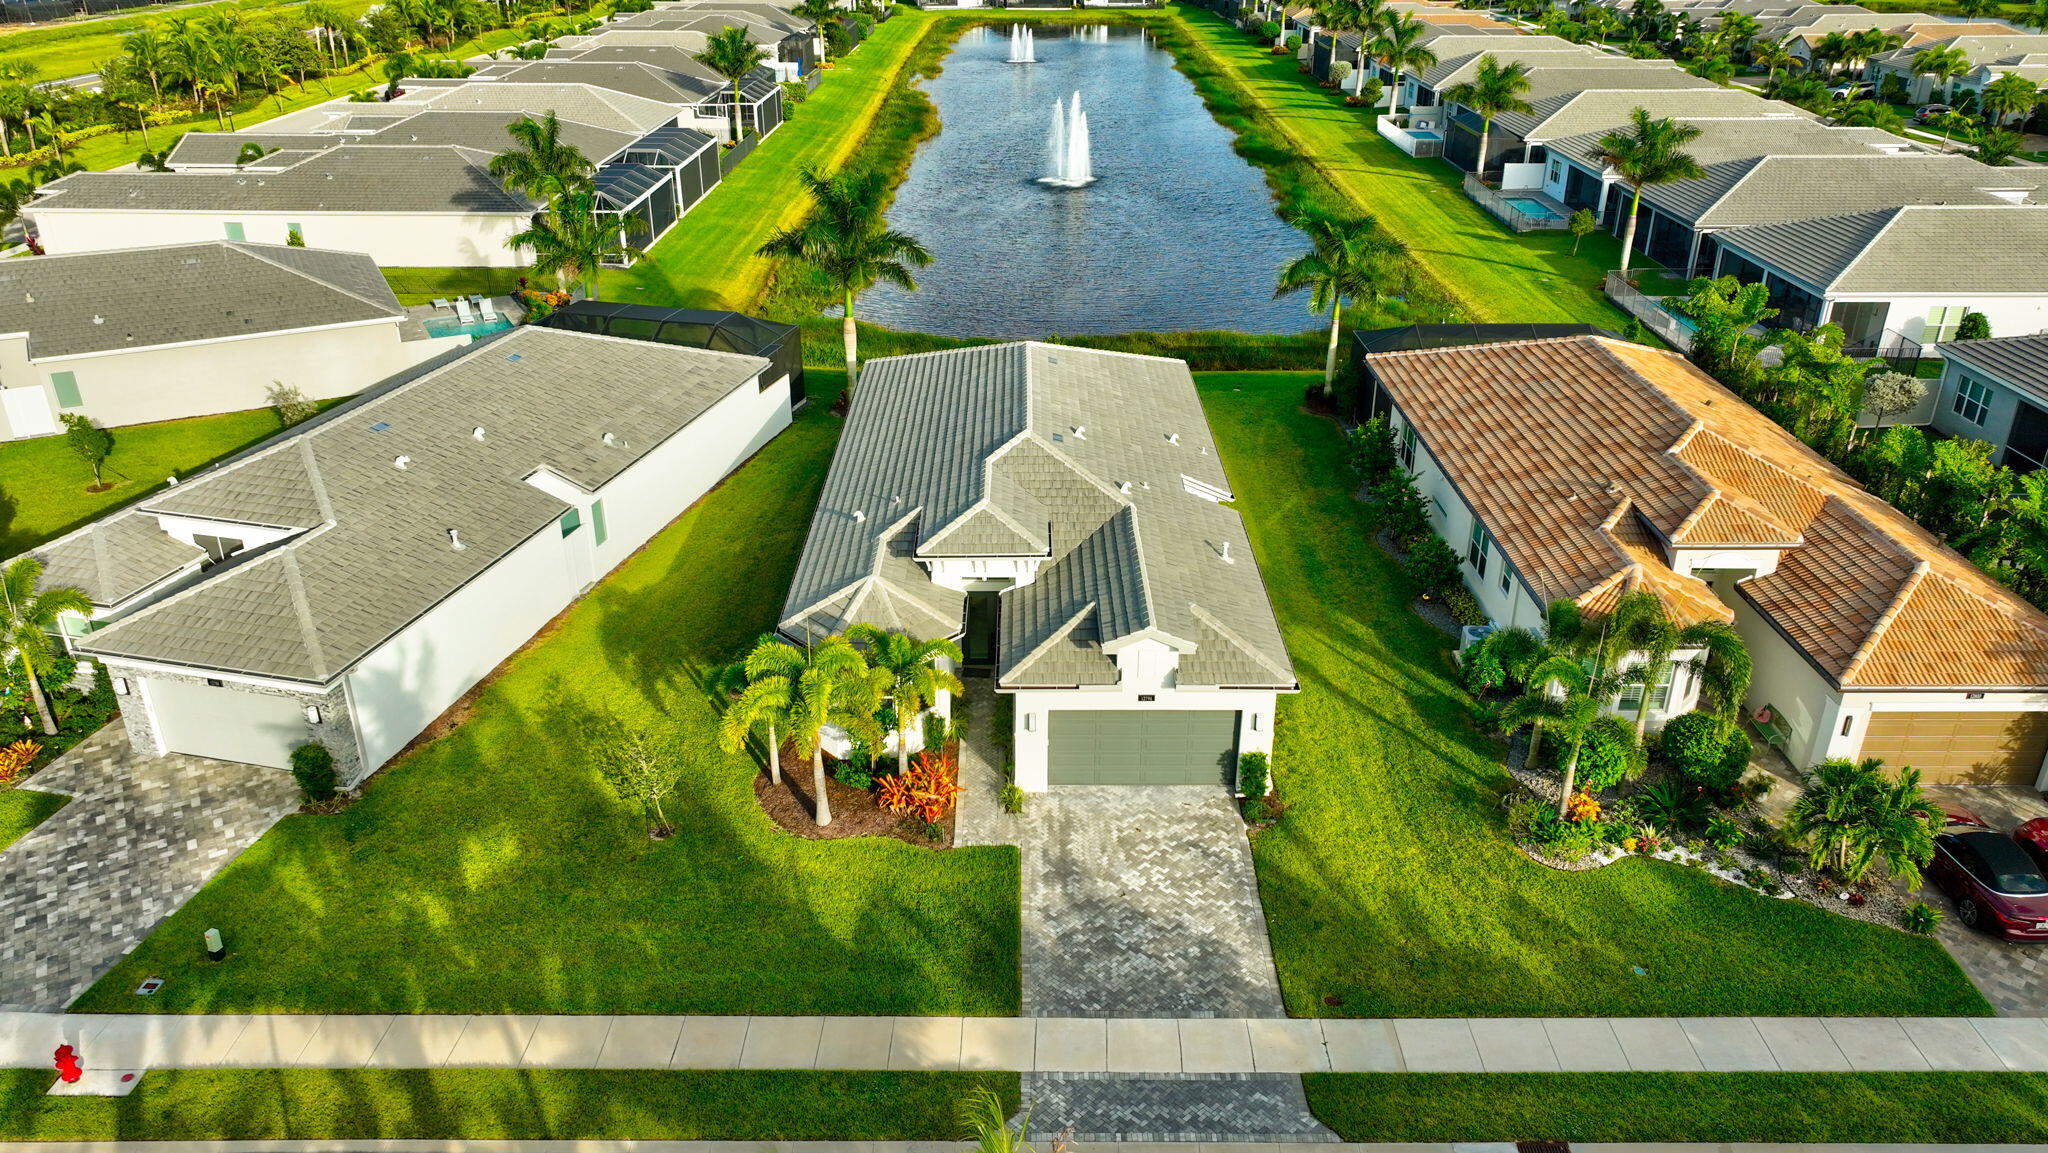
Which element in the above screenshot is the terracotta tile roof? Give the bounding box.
[1366,335,2048,691]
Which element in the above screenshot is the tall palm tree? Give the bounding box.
[783,635,885,827]
[489,111,594,210]
[1443,55,1532,179]
[791,0,836,65]
[1596,107,1703,275]
[0,557,92,737]
[1370,12,1436,116]
[1497,659,1612,817]
[1603,589,1680,737]
[508,190,645,299]
[1912,45,1971,103]
[1344,0,1388,97]
[1750,35,1794,82]
[1275,212,1407,398]
[1785,757,1942,885]
[1983,72,2040,128]
[1810,31,1854,79]
[847,624,963,779]
[719,634,799,785]
[123,27,168,106]
[1680,618,1751,733]
[2029,0,2048,33]
[758,166,932,398]
[694,25,769,142]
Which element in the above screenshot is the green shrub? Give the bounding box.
[1368,473,1430,544]
[290,742,338,803]
[1573,727,1634,792]
[1958,311,1991,341]
[999,783,1025,814]
[1260,20,1281,39]
[1441,586,1486,627]
[1346,416,1398,483]
[1639,778,1711,832]
[1902,901,1943,935]
[1243,797,1275,823]
[1660,712,1723,778]
[922,711,950,755]
[1461,642,1506,694]
[1237,750,1270,798]
[834,764,874,790]
[1404,533,1463,598]
[1704,814,1743,850]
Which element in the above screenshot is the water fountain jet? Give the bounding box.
[1006,24,1035,63]
[1038,91,1094,188]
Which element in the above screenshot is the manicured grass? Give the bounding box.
[598,10,932,310]
[0,1068,1016,1141]
[73,385,1020,1015]
[1197,372,1988,1017]
[383,266,530,305]
[0,405,291,558]
[0,0,376,84]
[0,789,67,853]
[1168,4,1635,329]
[1304,1072,2048,1142]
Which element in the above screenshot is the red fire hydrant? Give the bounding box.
[53,1044,82,1084]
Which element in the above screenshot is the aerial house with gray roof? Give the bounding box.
[37,325,796,782]
[0,242,466,441]
[778,343,1296,791]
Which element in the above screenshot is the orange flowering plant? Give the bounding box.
[877,750,964,825]
[0,738,41,784]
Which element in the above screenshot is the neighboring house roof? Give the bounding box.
[1718,203,2048,294]
[68,327,770,682]
[524,48,784,101]
[1494,87,1786,143]
[0,241,403,359]
[1938,333,2048,402]
[400,81,681,133]
[166,132,336,166]
[465,59,731,105]
[1365,335,2048,691]
[1416,45,1621,89]
[1640,153,2048,229]
[1547,117,1910,172]
[777,343,1295,692]
[1870,31,2048,68]
[30,146,535,214]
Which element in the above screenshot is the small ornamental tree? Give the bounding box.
[267,382,320,427]
[1861,371,1926,436]
[1346,415,1398,483]
[1404,531,1463,598]
[1572,718,1636,792]
[1568,207,1597,255]
[1958,311,1993,341]
[594,725,685,838]
[61,413,114,490]
[1660,711,1725,782]
[1236,750,1270,798]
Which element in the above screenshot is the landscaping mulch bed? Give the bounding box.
[1370,524,1461,639]
[754,760,955,850]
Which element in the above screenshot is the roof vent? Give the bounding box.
[852,509,866,523]
[21,291,30,303]
[1117,481,1133,494]
[369,421,391,432]
[1220,540,1234,564]
[472,425,486,441]
[1166,432,1180,445]
[1071,425,1086,439]
[602,431,618,446]
[448,528,466,550]
[394,455,411,470]
[91,314,103,325]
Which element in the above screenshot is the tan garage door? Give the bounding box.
[1861,711,2048,786]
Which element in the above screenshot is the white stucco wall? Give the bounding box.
[1831,293,2048,352]
[0,321,462,439]
[29,209,533,267]
[1007,685,1280,792]
[345,370,788,775]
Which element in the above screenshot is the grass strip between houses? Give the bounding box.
[0,1068,1016,1141]
[0,789,67,854]
[1303,1071,2048,1142]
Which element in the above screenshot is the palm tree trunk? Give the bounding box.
[1555,746,1581,819]
[1527,722,1543,768]
[897,716,910,779]
[1321,305,1342,395]
[1618,187,1643,274]
[1389,66,1403,115]
[842,288,860,398]
[0,121,12,159]
[19,652,55,736]
[1634,665,1656,736]
[767,721,782,785]
[812,745,833,826]
[1476,120,1491,179]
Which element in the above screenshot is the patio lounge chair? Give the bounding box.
[431,298,450,310]
[454,299,475,324]
[478,296,499,320]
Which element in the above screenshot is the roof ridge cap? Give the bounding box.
[278,549,331,679]
[1829,205,1913,292]
[1117,505,1158,636]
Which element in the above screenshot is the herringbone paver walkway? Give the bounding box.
[0,721,300,1012]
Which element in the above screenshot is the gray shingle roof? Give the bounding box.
[1547,117,1904,172]
[0,241,402,359]
[73,327,770,681]
[30,512,203,606]
[1495,86,1775,141]
[1642,153,2048,229]
[1872,33,2048,68]
[1418,45,1627,89]
[1944,333,2048,401]
[778,343,1294,691]
[167,132,337,166]
[1717,204,2048,294]
[467,59,732,104]
[31,146,534,214]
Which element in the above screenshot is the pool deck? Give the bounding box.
[403,297,524,342]
[1480,187,1572,232]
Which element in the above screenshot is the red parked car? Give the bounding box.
[1929,827,2048,941]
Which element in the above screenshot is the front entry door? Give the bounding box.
[963,591,1000,673]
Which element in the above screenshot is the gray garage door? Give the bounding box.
[1048,710,1240,786]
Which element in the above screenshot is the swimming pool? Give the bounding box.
[422,314,515,339]
[1407,129,1441,141]
[1503,196,1563,222]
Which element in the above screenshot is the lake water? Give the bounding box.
[852,23,1314,338]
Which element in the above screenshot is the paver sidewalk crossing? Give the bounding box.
[8,1012,2048,1074]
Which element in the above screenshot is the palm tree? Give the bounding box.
[489,111,594,210]
[1498,657,1613,817]
[1275,212,1407,398]
[694,25,769,142]
[791,0,837,65]
[783,635,885,827]
[1913,45,1971,103]
[1370,12,1437,116]
[1976,127,2025,166]
[1785,757,1942,885]
[1833,98,1903,130]
[0,557,92,737]
[719,634,799,786]
[1344,0,1387,97]
[1983,72,2040,129]
[1605,589,1680,737]
[123,27,168,106]
[1846,27,1902,76]
[847,624,964,779]
[2029,0,2048,33]
[508,190,645,299]
[1680,618,1751,733]
[1811,31,1854,79]
[1750,35,1794,83]
[758,166,932,398]
[1596,107,1703,275]
[1443,55,1533,180]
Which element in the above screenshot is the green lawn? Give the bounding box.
[1198,372,1987,1017]
[1304,1072,2048,1142]
[73,378,1022,1015]
[0,0,377,83]
[1168,4,1633,329]
[0,789,66,853]
[0,1068,1015,1141]
[0,405,291,558]
[597,9,932,310]
[383,266,531,305]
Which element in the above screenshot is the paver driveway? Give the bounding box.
[0,720,299,1011]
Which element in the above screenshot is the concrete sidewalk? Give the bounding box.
[8,1011,2048,1075]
